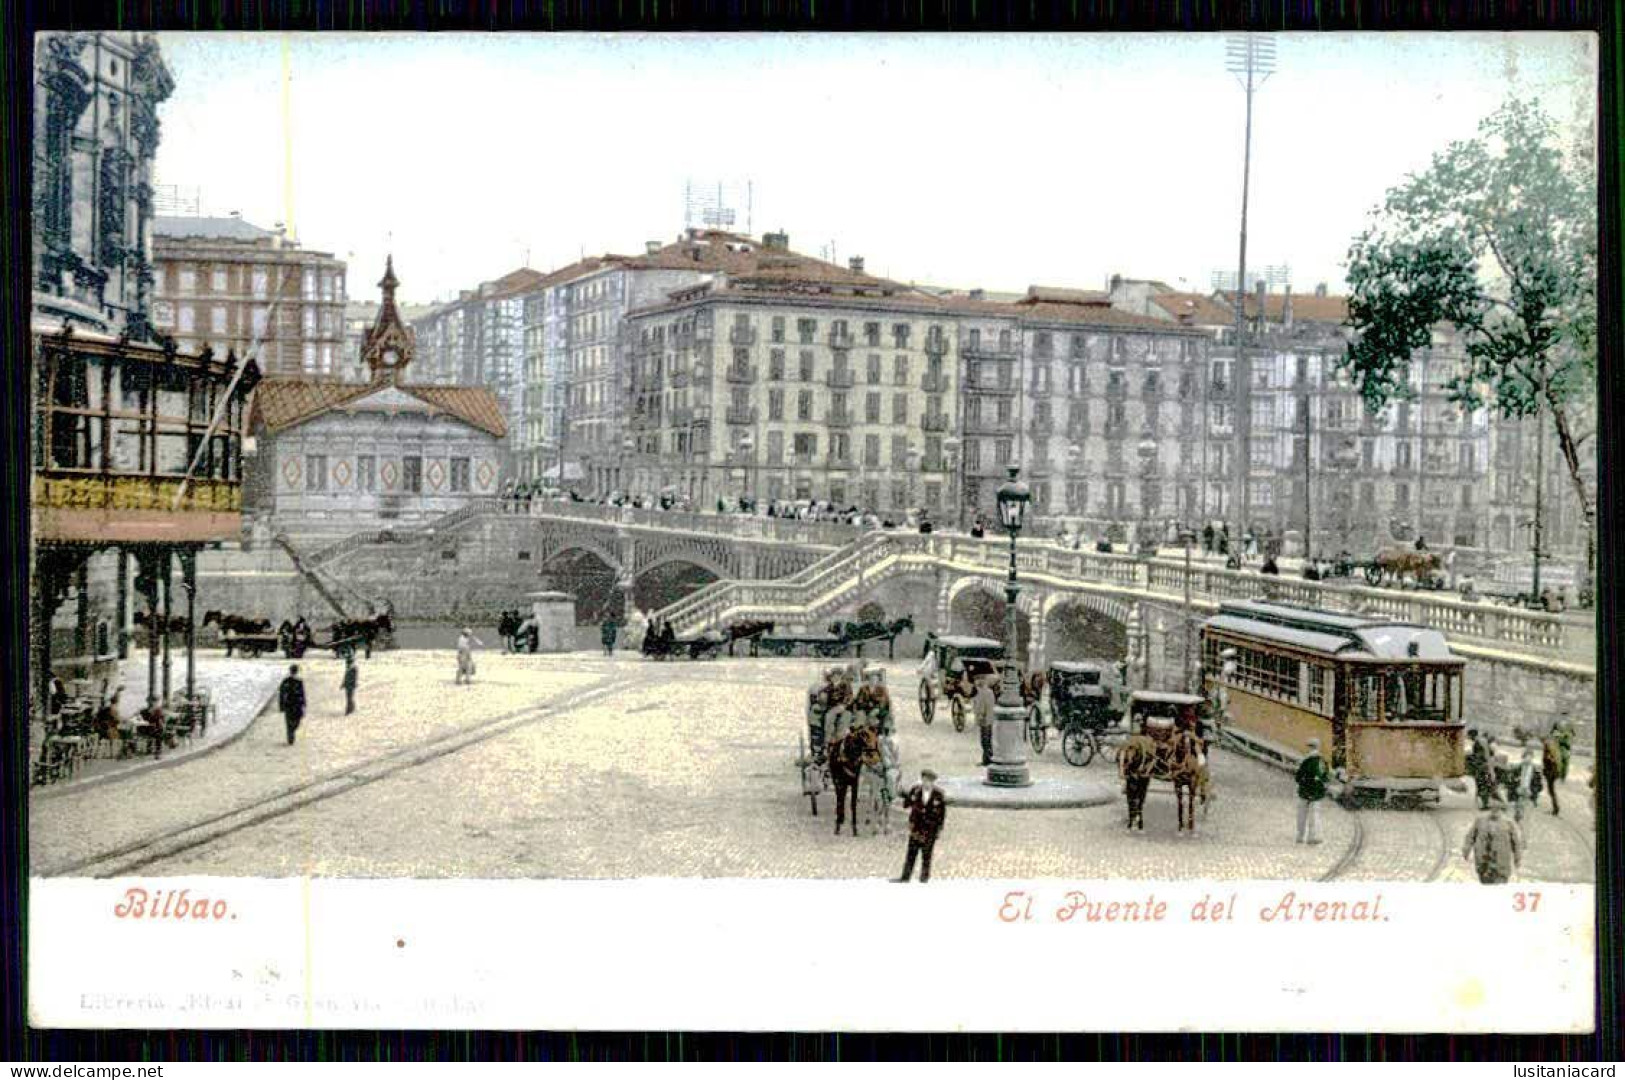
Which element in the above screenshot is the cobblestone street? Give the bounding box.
[30,649,1597,883]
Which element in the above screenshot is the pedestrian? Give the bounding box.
[279,664,306,746]
[1294,737,1332,844]
[1461,800,1522,884]
[1551,715,1575,781]
[600,615,619,657]
[455,627,483,685]
[1201,523,1215,554]
[341,654,358,716]
[1466,728,1496,810]
[1510,747,1541,823]
[894,768,947,883]
[1540,733,1562,816]
[974,673,997,767]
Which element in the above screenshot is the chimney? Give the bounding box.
[969,288,986,302]
[848,256,865,275]
[645,241,661,255]
[1315,282,1328,298]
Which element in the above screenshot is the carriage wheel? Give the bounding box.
[1062,728,1095,768]
[1364,564,1382,586]
[951,695,967,733]
[918,681,935,725]
[1027,705,1047,754]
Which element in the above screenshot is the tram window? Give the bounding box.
[1306,665,1329,713]
[155,431,192,475]
[119,364,150,410]
[52,356,90,407]
[1352,675,1383,722]
[49,414,97,469]
[111,420,144,471]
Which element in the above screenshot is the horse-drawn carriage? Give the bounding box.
[917,635,1009,732]
[644,620,768,660]
[826,616,915,660]
[1119,691,1211,832]
[1031,661,1125,766]
[796,666,900,833]
[1357,547,1444,589]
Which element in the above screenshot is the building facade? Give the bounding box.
[151,215,347,379]
[245,260,506,541]
[32,32,173,338]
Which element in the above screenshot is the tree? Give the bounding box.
[1341,99,1596,585]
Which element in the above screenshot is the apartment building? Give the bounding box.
[151,214,347,378]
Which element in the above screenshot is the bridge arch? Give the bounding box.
[945,576,1032,660]
[1039,593,1131,665]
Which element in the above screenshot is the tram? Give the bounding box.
[1199,600,1466,803]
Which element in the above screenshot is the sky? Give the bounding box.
[150,32,1597,307]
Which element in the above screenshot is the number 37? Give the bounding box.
[1512,891,1542,913]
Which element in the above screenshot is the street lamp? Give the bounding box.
[738,430,756,508]
[943,435,963,532]
[621,435,635,499]
[988,465,1032,788]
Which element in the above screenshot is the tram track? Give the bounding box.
[1318,801,1457,883]
[41,672,654,879]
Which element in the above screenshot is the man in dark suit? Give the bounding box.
[341,655,358,716]
[895,768,947,883]
[279,664,306,746]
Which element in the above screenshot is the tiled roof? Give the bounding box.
[1023,285,1112,306]
[1149,292,1235,326]
[1221,291,1351,324]
[153,215,276,242]
[251,379,507,438]
[487,267,548,299]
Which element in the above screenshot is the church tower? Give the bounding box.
[361,255,416,384]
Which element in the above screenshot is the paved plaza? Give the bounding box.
[30,648,1597,883]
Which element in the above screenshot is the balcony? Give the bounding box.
[828,327,854,350]
[1066,421,1090,441]
[1105,381,1128,400]
[922,413,951,432]
[924,332,949,356]
[964,417,1012,437]
[966,375,1017,396]
[1030,415,1054,436]
[826,369,856,389]
[827,454,854,470]
[1210,380,1230,397]
[729,326,758,346]
[921,372,947,393]
[826,410,853,428]
[923,455,947,472]
[725,364,758,384]
[962,340,1020,361]
[725,405,757,426]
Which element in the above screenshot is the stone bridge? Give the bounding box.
[648,529,1596,746]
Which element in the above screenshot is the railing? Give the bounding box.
[729,326,758,345]
[924,333,949,355]
[826,369,856,389]
[922,413,951,432]
[921,372,947,393]
[725,405,757,425]
[826,410,853,428]
[963,341,1019,360]
[966,377,1017,395]
[726,365,758,384]
[828,328,854,350]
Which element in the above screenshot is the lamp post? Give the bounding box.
[988,465,1033,788]
[943,436,963,531]
[738,430,756,508]
[621,435,635,500]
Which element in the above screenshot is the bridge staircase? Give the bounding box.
[304,499,499,569]
[272,532,360,620]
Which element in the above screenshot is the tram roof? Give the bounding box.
[1218,600,1394,632]
[935,635,1004,650]
[1205,610,1459,662]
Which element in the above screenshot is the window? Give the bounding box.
[321,274,334,301]
[211,306,227,334]
[995,400,1012,425]
[178,268,197,293]
[891,435,909,465]
[893,395,908,425]
[305,454,328,492]
[1251,480,1274,507]
[768,390,785,421]
[357,455,376,492]
[865,392,881,423]
[771,316,785,343]
[867,354,882,384]
[303,343,317,372]
[894,356,909,385]
[321,344,333,373]
[1361,481,1376,507]
[798,351,815,381]
[1461,485,1474,508]
[1460,444,1475,471]
[1396,440,1412,468]
[793,432,818,458]
[797,391,813,421]
[1250,439,1273,469]
[1251,399,1273,427]
[865,323,881,346]
[1034,331,1053,356]
[403,456,423,494]
[995,439,1012,465]
[252,307,269,337]
[965,439,982,471]
[450,457,470,493]
[211,267,227,292]
[1395,482,1410,507]
[797,318,816,344]
[302,269,316,299]
[767,430,784,464]
[892,323,910,349]
[831,432,850,462]
[769,349,785,380]
[178,306,196,333]
[865,434,881,466]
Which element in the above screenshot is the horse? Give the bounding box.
[133,611,191,636]
[725,619,775,656]
[1167,729,1206,834]
[202,611,272,635]
[826,721,881,837]
[862,731,901,835]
